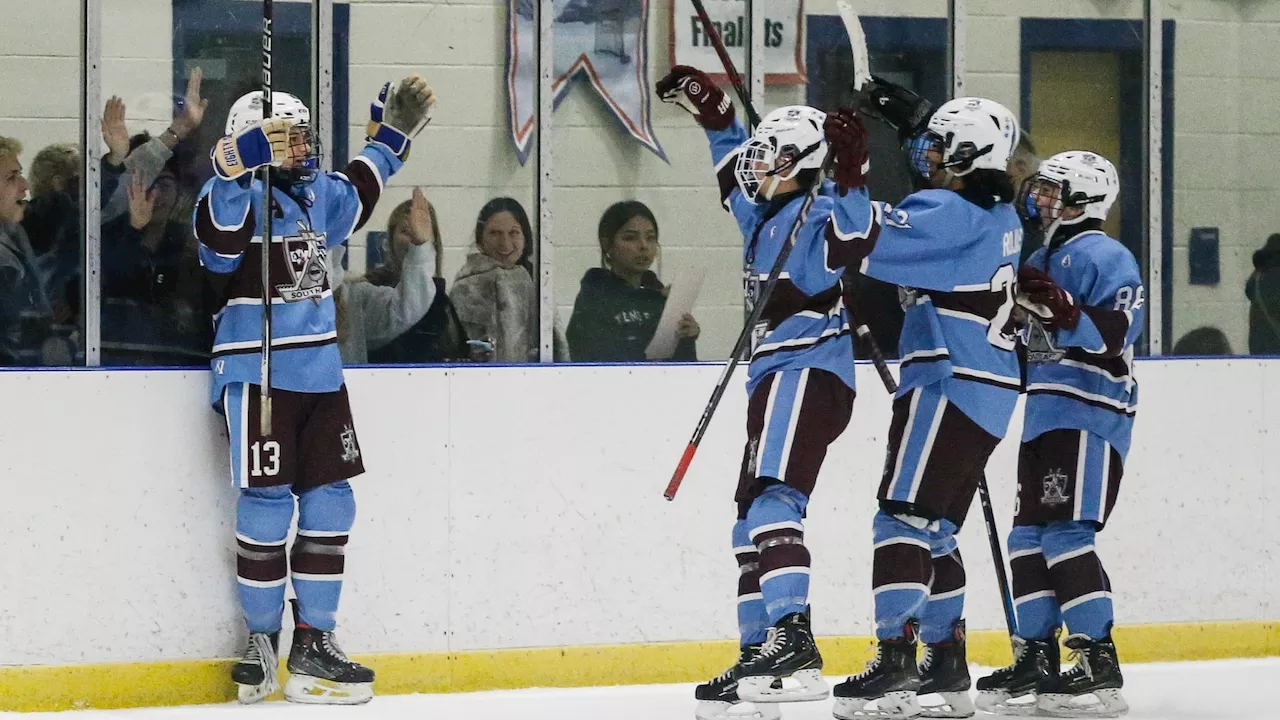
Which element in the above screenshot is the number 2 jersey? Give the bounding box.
[1022,229,1144,457]
[839,186,1026,440]
[193,143,402,408]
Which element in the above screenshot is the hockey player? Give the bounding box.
[824,91,1024,720]
[975,151,1140,719]
[193,76,433,704]
[656,66,876,720]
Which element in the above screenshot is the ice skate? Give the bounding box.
[232,631,280,704]
[283,601,374,704]
[974,634,1059,715]
[694,644,781,720]
[1035,633,1126,718]
[917,621,974,718]
[832,623,922,719]
[736,611,829,704]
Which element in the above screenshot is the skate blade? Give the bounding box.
[236,680,278,704]
[919,690,975,718]
[974,689,1039,716]
[833,690,923,719]
[738,668,829,703]
[283,674,373,705]
[1036,688,1127,718]
[695,699,782,720]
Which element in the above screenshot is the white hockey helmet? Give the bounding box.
[1021,150,1119,225]
[735,105,828,202]
[225,91,319,180]
[907,97,1019,179]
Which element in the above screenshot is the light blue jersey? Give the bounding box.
[837,187,1025,438]
[194,145,401,407]
[707,119,885,394]
[1022,229,1144,456]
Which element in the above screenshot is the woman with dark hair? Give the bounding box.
[567,200,699,361]
[451,196,565,361]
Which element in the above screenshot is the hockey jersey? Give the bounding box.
[837,187,1025,439]
[194,144,402,407]
[1022,230,1144,457]
[707,119,872,394]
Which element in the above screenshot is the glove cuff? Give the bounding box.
[367,121,411,159]
[695,96,735,132]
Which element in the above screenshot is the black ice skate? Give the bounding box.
[283,600,375,705]
[917,621,974,718]
[735,611,829,704]
[232,631,280,704]
[1035,633,1126,718]
[832,622,922,720]
[694,644,781,720]
[974,634,1060,715]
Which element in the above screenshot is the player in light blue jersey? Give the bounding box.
[657,65,881,719]
[826,93,1024,720]
[976,151,1141,719]
[194,77,433,705]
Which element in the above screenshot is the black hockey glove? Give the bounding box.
[858,75,934,143]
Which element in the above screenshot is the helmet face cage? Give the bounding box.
[734,137,775,202]
[906,131,945,180]
[1018,176,1062,222]
[284,123,322,182]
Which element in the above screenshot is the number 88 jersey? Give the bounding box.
[1022,230,1145,458]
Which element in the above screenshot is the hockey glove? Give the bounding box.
[859,75,934,143]
[1016,265,1080,331]
[823,109,870,196]
[655,65,735,131]
[367,74,435,159]
[211,118,290,181]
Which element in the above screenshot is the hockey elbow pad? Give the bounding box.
[212,119,290,181]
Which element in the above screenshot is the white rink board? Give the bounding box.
[0,359,1275,666]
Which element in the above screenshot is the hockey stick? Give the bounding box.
[664,153,836,501]
[977,473,1018,637]
[259,0,274,435]
[689,0,760,130]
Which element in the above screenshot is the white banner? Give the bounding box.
[669,0,806,84]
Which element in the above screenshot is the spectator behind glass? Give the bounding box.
[22,142,81,328]
[452,197,567,361]
[366,192,474,363]
[1172,326,1233,356]
[0,137,62,366]
[332,187,438,364]
[100,160,208,366]
[567,200,700,361]
[1246,233,1280,355]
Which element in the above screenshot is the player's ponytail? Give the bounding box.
[957,169,1015,209]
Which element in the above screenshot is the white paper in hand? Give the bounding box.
[645,266,706,360]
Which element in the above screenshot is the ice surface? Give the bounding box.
[4,658,1275,720]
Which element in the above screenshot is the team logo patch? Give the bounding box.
[1041,468,1071,506]
[276,221,329,303]
[1025,321,1065,364]
[339,425,361,464]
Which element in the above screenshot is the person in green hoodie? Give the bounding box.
[567,200,700,361]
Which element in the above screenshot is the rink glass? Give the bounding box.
[23,0,1275,365]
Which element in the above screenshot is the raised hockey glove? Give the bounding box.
[1017,265,1080,331]
[211,118,290,181]
[367,74,435,160]
[655,65,735,131]
[859,75,934,143]
[823,108,870,195]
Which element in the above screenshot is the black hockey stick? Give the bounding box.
[665,153,837,501]
[689,0,760,130]
[977,473,1018,638]
[259,0,274,434]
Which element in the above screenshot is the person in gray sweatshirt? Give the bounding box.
[332,187,438,364]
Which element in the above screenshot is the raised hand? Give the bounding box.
[368,75,436,159]
[655,65,734,131]
[170,66,210,140]
[102,96,130,166]
[823,108,870,195]
[407,187,431,246]
[212,118,292,181]
[127,172,156,230]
